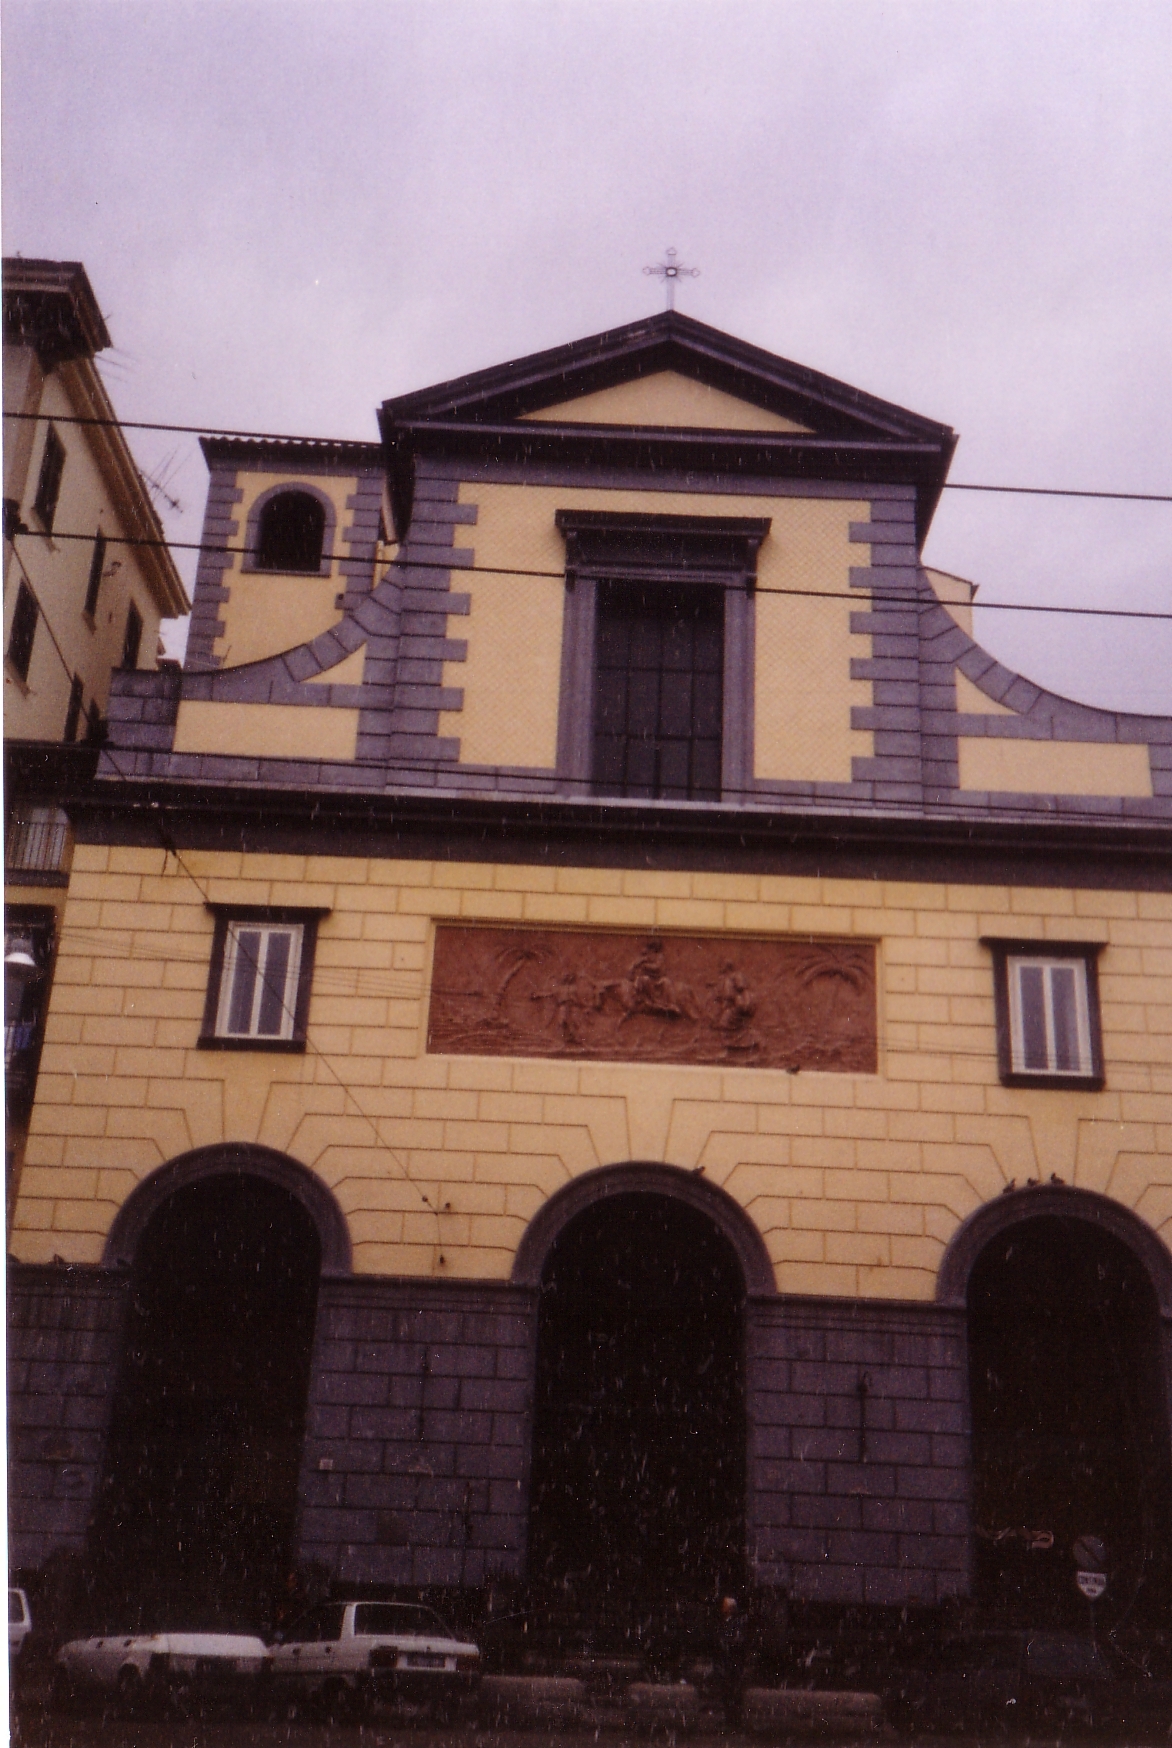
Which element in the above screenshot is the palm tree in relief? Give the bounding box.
[788,943,873,1066]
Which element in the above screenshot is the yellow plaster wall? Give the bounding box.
[958,738,1153,798]
[439,485,872,779]
[752,498,873,782]
[438,482,566,768]
[924,568,975,636]
[522,371,812,433]
[172,701,359,761]
[213,471,360,669]
[16,849,1172,1306]
[4,373,166,739]
[306,645,365,686]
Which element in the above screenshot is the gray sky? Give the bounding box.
[4,0,1170,711]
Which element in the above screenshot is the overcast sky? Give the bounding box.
[4,0,1170,710]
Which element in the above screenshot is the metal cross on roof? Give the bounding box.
[644,247,700,311]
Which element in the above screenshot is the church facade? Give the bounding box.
[9,314,1172,1629]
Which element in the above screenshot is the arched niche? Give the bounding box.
[103,1143,352,1277]
[936,1185,1172,1318]
[241,480,336,576]
[510,1160,776,1297]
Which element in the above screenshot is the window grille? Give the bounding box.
[6,807,69,873]
[593,581,723,800]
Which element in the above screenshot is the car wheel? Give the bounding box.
[49,1668,77,1713]
[885,1697,923,1738]
[319,1677,359,1725]
[115,1666,144,1713]
[432,1691,462,1725]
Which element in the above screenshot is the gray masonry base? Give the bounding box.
[297,1276,536,1590]
[7,1265,130,1572]
[746,1296,971,1607]
[7,1267,972,1607]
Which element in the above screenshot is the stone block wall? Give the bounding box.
[747,1296,970,1605]
[7,1264,128,1571]
[296,1276,536,1589]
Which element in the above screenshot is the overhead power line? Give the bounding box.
[12,526,1172,622]
[6,408,1172,503]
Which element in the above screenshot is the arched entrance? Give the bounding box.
[956,1203,1172,1625]
[526,1178,751,1623]
[92,1166,327,1629]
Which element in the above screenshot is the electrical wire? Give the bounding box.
[48,925,1171,1077]
[10,560,1171,830]
[4,556,460,1247]
[93,746,447,1250]
[7,408,1172,504]
[5,543,82,713]
[10,565,1168,831]
[11,527,1172,622]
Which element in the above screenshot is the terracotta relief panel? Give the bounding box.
[427,926,877,1072]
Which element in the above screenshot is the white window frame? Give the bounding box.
[214,921,304,1042]
[984,937,1104,1089]
[1007,954,1093,1077]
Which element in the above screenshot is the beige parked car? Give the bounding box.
[270,1600,481,1718]
[54,1630,270,1706]
[9,1589,32,1662]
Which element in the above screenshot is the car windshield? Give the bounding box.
[1026,1637,1112,1680]
[353,1603,449,1637]
[286,1604,347,1642]
[9,1593,25,1624]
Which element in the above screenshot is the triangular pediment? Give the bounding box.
[521,370,813,433]
[381,310,954,446]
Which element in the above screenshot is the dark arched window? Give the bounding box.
[255,490,327,573]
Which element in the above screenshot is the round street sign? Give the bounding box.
[1076,1570,1108,1600]
[1072,1535,1108,1571]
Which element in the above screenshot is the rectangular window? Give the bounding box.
[7,582,38,683]
[64,676,85,742]
[33,426,66,532]
[555,511,769,804]
[121,601,143,670]
[6,806,70,874]
[4,911,54,1122]
[984,939,1104,1088]
[593,581,724,800]
[200,906,324,1051]
[83,531,107,618]
[218,922,303,1039]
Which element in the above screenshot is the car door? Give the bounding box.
[279,1604,348,1690]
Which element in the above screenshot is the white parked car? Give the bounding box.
[54,1630,270,1705]
[271,1599,480,1716]
[9,1589,31,1661]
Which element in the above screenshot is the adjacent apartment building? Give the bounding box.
[3,258,187,1218]
[8,312,1171,1634]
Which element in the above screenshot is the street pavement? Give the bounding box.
[13,1703,1172,1748]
